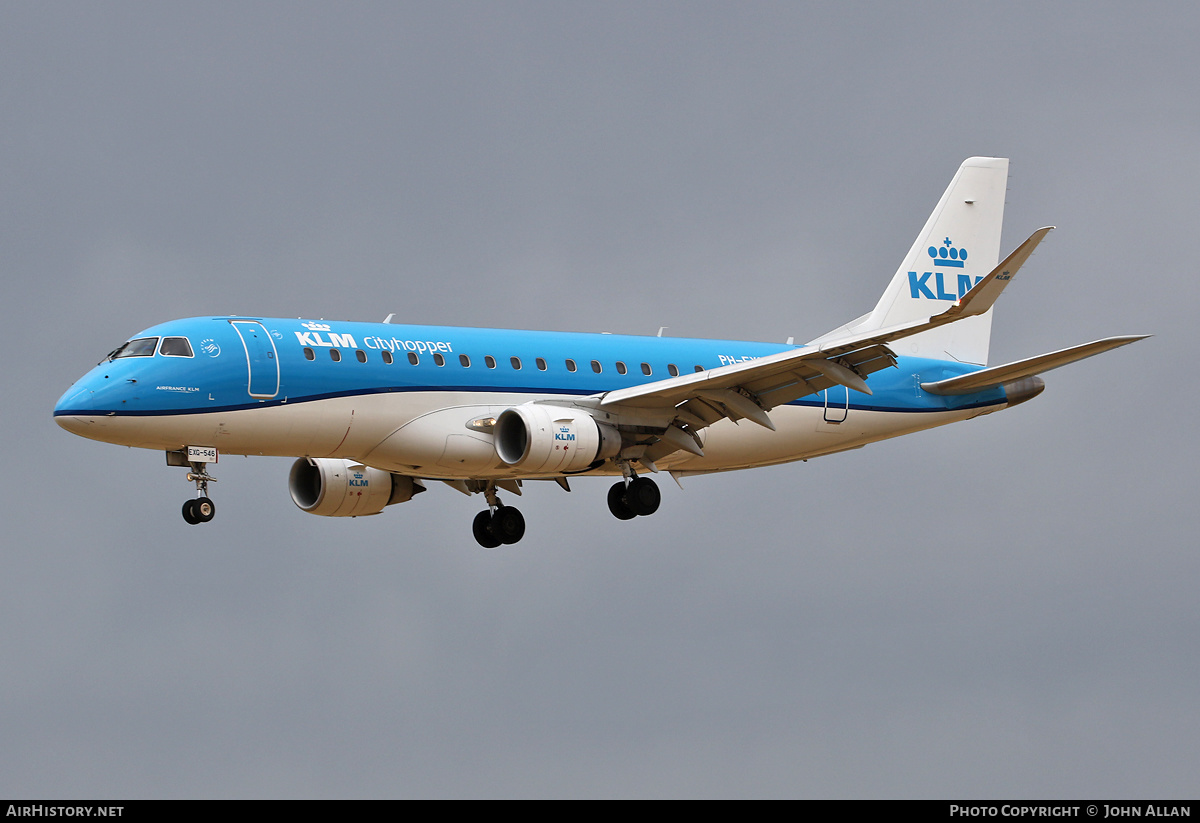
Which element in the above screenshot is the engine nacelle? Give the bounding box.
[494,405,621,473]
[289,458,421,517]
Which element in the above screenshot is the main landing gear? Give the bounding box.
[607,473,661,520]
[472,483,526,548]
[467,467,660,547]
[181,461,217,525]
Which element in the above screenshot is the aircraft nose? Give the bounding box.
[53,382,97,433]
[55,380,90,411]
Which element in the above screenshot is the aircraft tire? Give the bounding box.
[607,482,637,520]
[194,497,216,522]
[492,506,526,545]
[182,499,200,525]
[626,477,661,517]
[472,510,502,548]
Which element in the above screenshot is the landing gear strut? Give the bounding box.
[182,461,217,525]
[472,483,526,548]
[607,464,661,520]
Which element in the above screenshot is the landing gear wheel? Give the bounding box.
[182,460,217,525]
[625,477,661,516]
[607,482,636,520]
[491,506,526,545]
[194,497,216,522]
[182,499,200,525]
[472,510,502,549]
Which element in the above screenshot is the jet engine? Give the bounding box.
[494,405,621,473]
[289,458,423,517]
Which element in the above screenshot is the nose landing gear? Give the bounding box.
[182,461,217,525]
[182,496,215,524]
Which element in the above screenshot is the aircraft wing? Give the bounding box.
[920,335,1150,396]
[597,228,1055,432]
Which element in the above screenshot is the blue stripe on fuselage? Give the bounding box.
[53,316,1006,418]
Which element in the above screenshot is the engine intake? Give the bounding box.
[289,458,422,517]
[494,405,621,473]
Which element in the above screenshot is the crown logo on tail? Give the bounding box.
[928,237,967,268]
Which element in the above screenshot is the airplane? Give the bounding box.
[53,157,1147,547]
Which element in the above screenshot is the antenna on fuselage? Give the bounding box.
[657,327,667,337]
[383,313,395,324]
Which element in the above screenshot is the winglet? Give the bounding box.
[941,226,1054,320]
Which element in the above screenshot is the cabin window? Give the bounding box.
[591,360,602,374]
[694,365,703,373]
[303,347,315,361]
[356,350,367,363]
[111,337,158,359]
[433,353,445,366]
[159,337,193,357]
[565,359,577,373]
[641,362,652,375]
[407,351,419,365]
[510,356,522,370]
[668,364,679,377]
[459,354,470,367]
[382,350,393,364]
[615,361,628,375]
[485,355,497,369]
[536,357,547,371]
[330,349,342,362]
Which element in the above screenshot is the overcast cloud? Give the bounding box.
[1,1,1195,798]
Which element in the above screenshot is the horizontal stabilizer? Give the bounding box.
[921,335,1150,395]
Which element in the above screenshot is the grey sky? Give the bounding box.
[2,1,1194,797]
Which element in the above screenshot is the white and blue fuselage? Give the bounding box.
[54,315,1006,478]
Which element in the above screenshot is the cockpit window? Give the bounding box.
[110,337,159,360]
[159,337,194,357]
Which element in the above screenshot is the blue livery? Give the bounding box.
[53,158,1146,546]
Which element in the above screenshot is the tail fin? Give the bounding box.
[815,157,1009,365]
